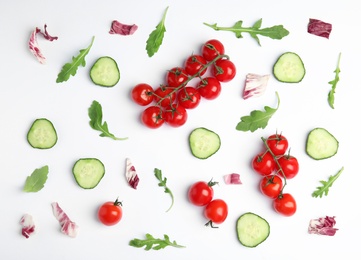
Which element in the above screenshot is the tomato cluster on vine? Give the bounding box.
[131,39,236,128]
[251,133,299,217]
[187,179,228,228]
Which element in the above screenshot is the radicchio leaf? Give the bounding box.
[28,24,58,64]
[51,202,79,238]
[109,20,138,35]
[243,73,270,99]
[307,19,332,39]
[20,214,36,239]
[224,173,242,185]
[125,158,139,189]
[308,216,338,236]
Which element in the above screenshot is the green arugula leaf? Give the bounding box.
[23,165,49,192]
[56,36,95,83]
[312,167,344,198]
[146,6,169,57]
[328,52,342,109]
[204,19,289,46]
[88,100,128,140]
[154,168,174,212]
[236,92,280,132]
[129,233,185,250]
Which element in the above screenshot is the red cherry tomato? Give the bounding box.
[188,180,217,206]
[201,39,225,61]
[153,85,176,108]
[163,103,188,127]
[252,152,276,176]
[98,198,123,226]
[259,175,283,199]
[166,67,189,88]
[212,59,236,82]
[204,199,228,226]
[141,106,164,129]
[196,77,221,100]
[131,83,154,106]
[177,86,201,109]
[273,193,297,217]
[277,155,299,179]
[185,54,207,76]
[266,134,289,156]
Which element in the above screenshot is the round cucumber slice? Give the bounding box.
[306,127,339,160]
[90,56,120,87]
[27,118,58,149]
[273,52,305,83]
[189,127,221,159]
[72,158,105,189]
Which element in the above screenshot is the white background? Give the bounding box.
[1,0,359,259]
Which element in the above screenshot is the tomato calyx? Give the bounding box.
[113,197,123,207]
[207,178,218,187]
[204,220,219,229]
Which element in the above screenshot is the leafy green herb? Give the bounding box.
[154,168,174,212]
[88,100,128,140]
[56,36,95,83]
[328,52,342,109]
[236,92,280,132]
[129,233,185,250]
[23,165,49,192]
[146,6,169,57]
[312,167,344,198]
[203,19,289,46]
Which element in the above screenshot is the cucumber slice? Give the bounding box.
[236,212,270,248]
[189,127,220,159]
[72,158,105,189]
[90,56,120,87]
[273,52,305,83]
[27,118,58,149]
[306,128,338,160]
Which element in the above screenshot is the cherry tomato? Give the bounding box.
[277,155,299,179]
[98,198,123,226]
[166,67,189,88]
[141,106,164,129]
[153,85,176,107]
[212,59,236,82]
[131,83,154,106]
[177,86,201,109]
[259,175,283,199]
[184,54,207,76]
[201,39,225,61]
[204,199,228,226]
[266,134,289,156]
[188,180,217,206]
[163,103,188,127]
[252,152,276,176]
[196,77,221,100]
[273,193,297,217]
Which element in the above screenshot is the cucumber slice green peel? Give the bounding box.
[189,127,221,159]
[90,56,120,87]
[306,127,339,160]
[72,158,105,189]
[27,118,58,149]
[273,52,305,83]
[236,212,270,248]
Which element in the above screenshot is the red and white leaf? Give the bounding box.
[125,158,139,189]
[109,20,138,35]
[51,202,78,238]
[20,214,36,239]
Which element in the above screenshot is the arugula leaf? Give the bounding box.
[154,168,174,212]
[203,19,289,46]
[129,233,185,250]
[312,167,344,198]
[328,52,342,109]
[236,92,280,132]
[23,165,49,192]
[56,36,95,83]
[146,6,169,57]
[88,100,128,140]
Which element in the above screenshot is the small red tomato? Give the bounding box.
[131,83,154,106]
[188,180,217,206]
[98,198,123,226]
[201,39,225,61]
[266,134,289,156]
[196,77,222,100]
[163,103,188,127]
[185,54,207,76]
[277,155,299,179]
[212,59,236,82]
[141,106,164,129]
[153,85,176,108]
[259,175,283,199]
[204,199,228,226]
[177,86,201,109]
[273,193,297,217]
[166,67,189,88]
[252,152,276,176]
